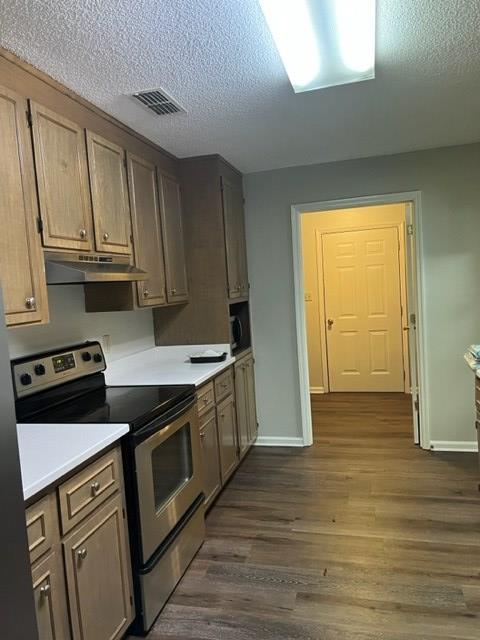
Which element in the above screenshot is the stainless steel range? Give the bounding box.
[13,341,205,635]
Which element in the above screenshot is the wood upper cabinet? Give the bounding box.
[221,176,248,299]
[0,87,48,326]
[32,551,71,640]
[85,131,132,255]
[158,171,189,304]
[217,394,239,483]
[29,101,94,251]
[127,153,167,307]
[63,494,133,640]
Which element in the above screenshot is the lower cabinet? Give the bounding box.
[199,409,222,509]
[217,394,239,483]
[26,446,134,640]
[197,356,257,510]
[63,495,133,640]
[32,550,70,640]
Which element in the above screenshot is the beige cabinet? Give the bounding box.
[221,176,248,300]
[63,494,133,640]
[199,409,222,509]
[29,101,94,251]
[158,171,189,304]
[234,354,258,457]
[86,131,132,255]
[32,551,70,640]
[217,394,238,483]
[0,87,48,326]
[127,153,167,307]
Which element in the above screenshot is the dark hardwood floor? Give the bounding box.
[143,393,480,639]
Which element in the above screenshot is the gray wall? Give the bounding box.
[244,142,480,447]
[8,285,155,362]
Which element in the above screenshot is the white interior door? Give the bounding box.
[323,227,404,392]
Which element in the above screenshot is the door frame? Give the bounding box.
[291,191,428,448]
[315,221,410,394]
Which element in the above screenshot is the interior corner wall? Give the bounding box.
[244,142,480,447]
[301,204,406,392]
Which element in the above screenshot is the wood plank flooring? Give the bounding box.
[141,393,480,639]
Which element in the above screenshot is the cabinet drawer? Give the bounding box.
[197,382,215,417]
[26,494,57,565]
[58,447,120,534]
[214,368,233,403]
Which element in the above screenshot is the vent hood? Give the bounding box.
[44,252,148,284]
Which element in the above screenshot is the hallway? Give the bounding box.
[145,394,480,639]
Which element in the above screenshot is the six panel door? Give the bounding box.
[217,395,238,483]
[322,227,404,392]
[63,494,133,640]
[0,86,48,326]
[127,153,167,306]
[158,171,189,303]
[86,131,132,255]
[29,101,94,251]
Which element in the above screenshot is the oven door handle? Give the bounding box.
[131,395,196,445]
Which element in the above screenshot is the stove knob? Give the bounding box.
[20,373,32,386]
[93,353,103,363]
[34,364,46,376]
[82,352,92,362]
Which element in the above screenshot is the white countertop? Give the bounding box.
[17,423,129,501]
[105,344,236,388]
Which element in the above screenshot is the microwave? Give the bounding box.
[230,315,243,351]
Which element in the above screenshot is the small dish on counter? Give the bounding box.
[189,350,227,364]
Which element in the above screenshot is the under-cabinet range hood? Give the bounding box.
[44,252,148,284]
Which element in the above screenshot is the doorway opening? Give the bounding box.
[292,193,427,449]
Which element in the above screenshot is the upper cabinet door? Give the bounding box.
[85,131,132,255]
[158,171,189,304]
[126,153,167,307]
[29,101,94,251]
[221,177,248,299]
[0,87,48,326]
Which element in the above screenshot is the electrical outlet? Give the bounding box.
[304,292,313,302]
[102,334,111,353]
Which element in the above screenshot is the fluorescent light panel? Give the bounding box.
[259,0,376,93]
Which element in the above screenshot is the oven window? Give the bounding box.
[151,422,193,512]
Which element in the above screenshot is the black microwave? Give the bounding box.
[229,315,243,351]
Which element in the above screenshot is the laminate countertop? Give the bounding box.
[17,422,129,501]
[105,344,236,388]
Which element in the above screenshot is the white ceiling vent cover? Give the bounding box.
[132,89,185,116]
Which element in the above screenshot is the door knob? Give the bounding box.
[327,319,334,330]
[25,296,36,310]
[79,228,87,240]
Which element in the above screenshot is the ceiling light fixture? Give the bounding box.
[258,0,376,93]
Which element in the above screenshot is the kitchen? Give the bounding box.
[2,2,480,639]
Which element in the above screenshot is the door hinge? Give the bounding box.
[407,224,414,236]
[26,110,33,128]
[36,217,44,234]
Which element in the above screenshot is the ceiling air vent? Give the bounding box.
[132,89,185,116]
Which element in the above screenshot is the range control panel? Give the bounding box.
[12,341,106,399]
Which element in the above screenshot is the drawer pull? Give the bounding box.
[79,228,87,240]
[40,584,51,598]
[91,481,101,495]
[77,548,88,561]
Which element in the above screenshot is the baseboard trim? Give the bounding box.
[429,440,478,452]
[255,436,305,447]
[310,386,325,394]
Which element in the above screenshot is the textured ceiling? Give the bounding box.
[1,0,480,173]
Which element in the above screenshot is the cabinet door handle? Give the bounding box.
[171,288,177,295]
[143,289,150,298]
[103,232,109,242]
[25,297,36,310]
[77,548,88,560]
[79,228,87,240]
[40,583,51,598]
[91,481,100,495]
[200,431,206,440]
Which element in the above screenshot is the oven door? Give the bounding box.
[133,397,204,564]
